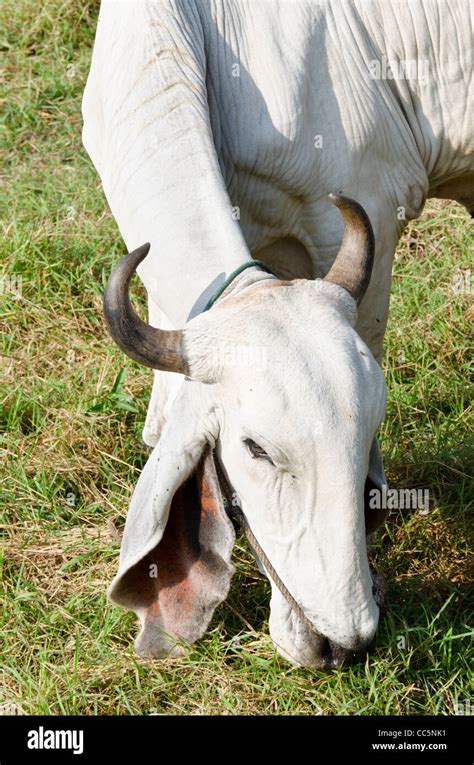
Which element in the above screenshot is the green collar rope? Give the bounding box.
[201,260,277,313]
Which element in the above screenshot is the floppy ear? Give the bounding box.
[364,437,389,535]
[108,404,235,658]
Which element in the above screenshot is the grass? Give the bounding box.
[1,0,472,716]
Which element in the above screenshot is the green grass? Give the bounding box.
[1,0,472,715]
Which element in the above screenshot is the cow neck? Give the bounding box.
[201,260,277,313]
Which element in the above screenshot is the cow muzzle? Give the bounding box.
[268,568,385,670]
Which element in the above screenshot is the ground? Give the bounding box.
[1,0,472,715]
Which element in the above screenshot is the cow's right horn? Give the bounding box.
[104,243,190,375]
[324,194,375,305]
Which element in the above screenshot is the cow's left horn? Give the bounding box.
[103,243,190,375]
[324,194,375,304]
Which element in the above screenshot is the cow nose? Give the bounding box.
[321,638,372,669]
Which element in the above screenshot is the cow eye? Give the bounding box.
[244,438,274,464]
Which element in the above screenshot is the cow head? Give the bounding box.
[104,195,388,668]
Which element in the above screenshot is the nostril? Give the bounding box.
[320,638,343,669]
[329,640,349,668]
[326,640,367,669]
[319,636,373,670]
[321,637,332,661]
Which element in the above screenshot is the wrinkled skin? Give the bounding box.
[83,0,473,666]
[83,0,473,354]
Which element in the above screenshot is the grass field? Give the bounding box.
[1,0,472,715]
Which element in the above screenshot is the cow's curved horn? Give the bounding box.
[324,194,375,304]
[103,243,189,374]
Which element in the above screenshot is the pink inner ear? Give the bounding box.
[126,448,235,658]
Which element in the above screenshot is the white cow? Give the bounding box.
[82,0,473,668]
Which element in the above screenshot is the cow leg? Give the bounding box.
[142,297,184,447]
[355,251,397,363]
[354,212,408,363]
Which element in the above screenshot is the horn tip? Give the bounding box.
[328,192,346,208]
[135,241,151,258]
[123,242,151,270]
